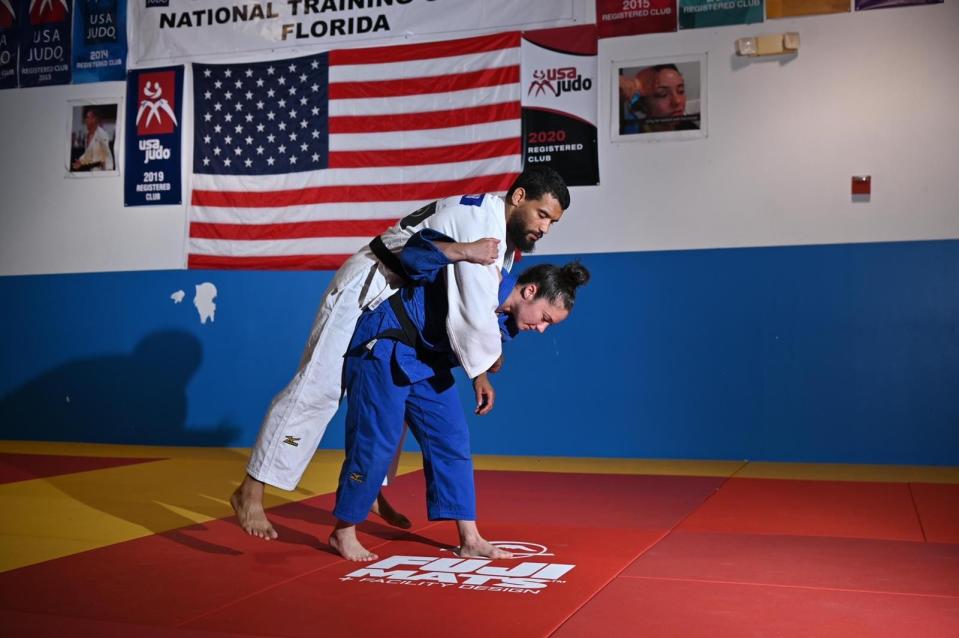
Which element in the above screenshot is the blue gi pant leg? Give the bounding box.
[404,372,476,521]
[333,344,408,525]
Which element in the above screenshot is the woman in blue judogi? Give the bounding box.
[330,229,590,562]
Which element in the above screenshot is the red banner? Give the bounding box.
[597,0,677,38]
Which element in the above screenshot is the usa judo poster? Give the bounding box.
[18,0,72,87]
[522,25,599,186]
[0,0,16,89]
[72,0,127,83]
[596,0,677,38]
[67,99,119,176]
[613,54,706,142]
[124,66,184,206]
[679,0,763,30]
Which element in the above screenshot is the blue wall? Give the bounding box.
[2,239,957,464]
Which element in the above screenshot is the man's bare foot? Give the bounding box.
[330,523,378,562]
[454,520,512,559]
[370,492,412,529]
[230,474,278,540]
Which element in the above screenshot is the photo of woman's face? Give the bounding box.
[643,68,686,118]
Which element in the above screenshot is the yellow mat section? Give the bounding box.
[472,455,746,477]
[0,445,359,573]
[734,461,959,484]
[1,441,957,574]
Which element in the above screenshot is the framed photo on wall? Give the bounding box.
[612,53,707,142]
[67,99,121,177]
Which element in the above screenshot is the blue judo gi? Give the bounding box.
[333,230,517,524]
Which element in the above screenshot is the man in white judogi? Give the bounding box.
[72,108,114,171]
[231,166,570,540]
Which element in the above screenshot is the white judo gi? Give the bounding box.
[248,194,514,490]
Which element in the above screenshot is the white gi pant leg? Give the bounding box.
[246,254,406,491]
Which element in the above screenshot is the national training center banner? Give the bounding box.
[596,0,677,38]
[0,0,17,89]
[18,0,72,87]
[521,25,598,187]
[679,0,764,30]
[72,0,127,83]
[129,0,574,66]
[124,65,183,206]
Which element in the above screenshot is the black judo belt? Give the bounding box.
[366,235,419,349]
[368,235,410,285]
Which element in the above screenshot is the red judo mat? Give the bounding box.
[676,477,926,541]
[910,483,959,543]
[4,466,958,637]
[0,470,723,637]
[551,576,959,638]
[624,530,959,597]
[0,452,161,484]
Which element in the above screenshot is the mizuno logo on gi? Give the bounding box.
[283,435,300,447]
[349,472,364,483]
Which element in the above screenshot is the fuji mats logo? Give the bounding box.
[340,542,574,595]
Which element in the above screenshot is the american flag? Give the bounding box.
[189,31,522,269]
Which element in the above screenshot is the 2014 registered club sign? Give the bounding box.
[339,543,575,595]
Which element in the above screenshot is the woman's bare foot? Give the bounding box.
[370,492,412,529]
[454,520,513,559]
[230,474,278,540]
[330,522,378,562]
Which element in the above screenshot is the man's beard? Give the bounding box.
[507,215,538,253]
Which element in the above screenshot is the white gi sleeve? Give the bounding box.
[423,196,506,378]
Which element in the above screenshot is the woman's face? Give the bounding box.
[642,68,686,118]
[510,286,570,333]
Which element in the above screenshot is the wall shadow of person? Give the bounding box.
[0,330,293,556]
[1,330,229,445]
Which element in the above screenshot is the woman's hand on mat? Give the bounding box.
[473,372,496,415]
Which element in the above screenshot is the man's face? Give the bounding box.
[506,189,563,253]
[84,111,97,132]
[511,285,569,333]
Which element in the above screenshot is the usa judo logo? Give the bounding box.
[28,0,69,24]
[136,71,179,136]
[528,66,592,98]
[0,0,14,29]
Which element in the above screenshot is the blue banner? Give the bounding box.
[18,0,72,87]
[72,0,126,83]
[125,65,184,206]
[0,0,17,89]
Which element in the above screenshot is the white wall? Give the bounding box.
[1,2,957,276]
[561,3,959,255]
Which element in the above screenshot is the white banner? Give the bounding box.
[521,34,596,127]
[129,0,576,66]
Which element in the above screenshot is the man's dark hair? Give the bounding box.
[517,261,590,311]
[506,166,571,211]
